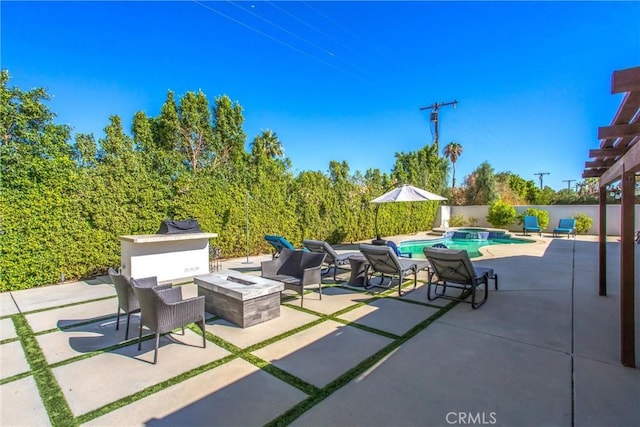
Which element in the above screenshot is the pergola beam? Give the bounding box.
[599,139,640,186]
[588,147,627,158]
[612,67,640,94]
[585,159,616,169]
[598,122,640,140]
[582,169,607,178]
[601,92,640,148]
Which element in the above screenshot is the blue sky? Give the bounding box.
[2,1,639,190]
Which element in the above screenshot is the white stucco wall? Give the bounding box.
[437,205,640,236]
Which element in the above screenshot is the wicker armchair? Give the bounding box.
[107,268,171,340]
[130,278,206,364]
[261,248,326,307]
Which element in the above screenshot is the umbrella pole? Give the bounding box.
[374,204,380,240]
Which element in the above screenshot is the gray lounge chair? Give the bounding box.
[107,268,171,340]
[131,277,206,364]
[358,244,430,296]
[303,239,360,282]
[423,247,498,309]
[261,248,326,307]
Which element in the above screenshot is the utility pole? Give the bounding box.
[562,179,576,192]
[534,172,550,189]
[420,100,457,154]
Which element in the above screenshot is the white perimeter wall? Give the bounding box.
[435,205,640,236]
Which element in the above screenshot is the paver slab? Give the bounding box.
[400,283,454,307]
[0,375,50,426]
[293,322,571,426]
[11,281,115,313]
[252,320,392,388]
[0,340,30,379]
[37,317,147,365]
[0,317,17,340]
[205,305,321,349]
[338,297,439,336]
[84,358,308,426]
[25,297,117,333]
[438,288,572,352]
[289,286,371,315]
[573,355,640,427]
[0,292,19,316]
[53,330,230,416]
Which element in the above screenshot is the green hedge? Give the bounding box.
[0,73,447,291]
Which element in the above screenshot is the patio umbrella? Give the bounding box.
[371,184,447,241]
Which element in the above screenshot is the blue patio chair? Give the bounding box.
[523,215,542,236]
[385,241,413,258]
[553,218,576,238]
[264,235,296,258]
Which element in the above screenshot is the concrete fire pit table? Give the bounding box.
[194,273,284,328]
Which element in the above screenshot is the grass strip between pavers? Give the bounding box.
[0,336,20,345]
[264,298,459,426]
[12,314,77,427]
[0,370,32,386]
[8,276,450,426]
[241,352,319,396]
[74,353,238,425]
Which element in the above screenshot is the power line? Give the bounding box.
[419,100,457,155]
[191,1,366,81]
[534,172,550,189]
[562,179,576,191]
[228,1,336,58]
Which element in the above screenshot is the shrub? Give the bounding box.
[486,199,517,228]
[448,214,466,227]
[468,216,479,226]
[518,207,550,230]
[573,212,593,234]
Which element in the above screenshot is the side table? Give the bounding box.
[347,254,369,287]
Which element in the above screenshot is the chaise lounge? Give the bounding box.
[423,247,498,309]
[302,239,361,282]
[358,243,430,296]
[264,235,296,258]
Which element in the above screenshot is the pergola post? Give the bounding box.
[598,186,607,296]
[620,170,636,368]
[583,66,639,368]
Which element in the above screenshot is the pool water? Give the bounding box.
[399,235,533,259]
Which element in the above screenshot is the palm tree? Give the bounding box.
[443,141,463,188]
[250,129,283,159]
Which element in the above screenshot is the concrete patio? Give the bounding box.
[1,235,638,426]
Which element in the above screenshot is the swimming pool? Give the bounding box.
[399,232,534,259]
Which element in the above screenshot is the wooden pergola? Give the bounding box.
[582,66,640,368]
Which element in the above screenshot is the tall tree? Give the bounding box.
[250,129,283,160]
[177,90,213,171]
[211,95,246,172]
[465,161,498,205]
[443,141,463,188]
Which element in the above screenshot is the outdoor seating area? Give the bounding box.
[0,235,638,426]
